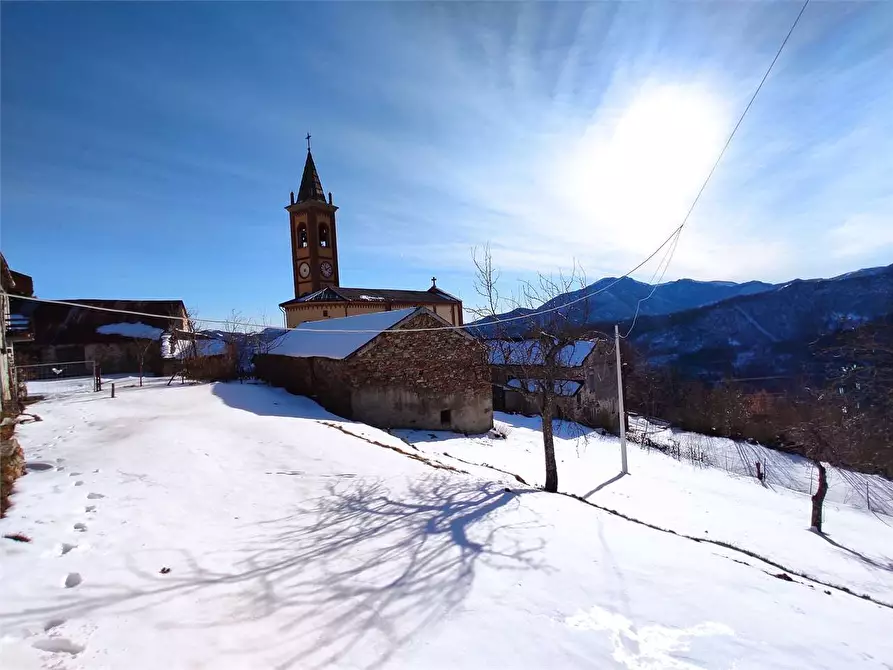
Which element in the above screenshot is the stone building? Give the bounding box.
[488,339,620,431]
[255,307,492,433]
[278,140,463,328]
[12,298,188,376]
[1,253,34,413]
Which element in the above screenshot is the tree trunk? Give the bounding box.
[811,460,828,533]
[541,395,559,493]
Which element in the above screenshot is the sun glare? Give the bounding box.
[555,84,727,247]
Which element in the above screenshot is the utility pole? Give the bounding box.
[615,324,628,475]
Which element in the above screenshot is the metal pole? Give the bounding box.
[615,324,628,475]
[111,383,115,399]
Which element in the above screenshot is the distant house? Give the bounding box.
[487,338,620,430]
[163,330,237,381]
[12,298,188,376]
[254,307,492,433]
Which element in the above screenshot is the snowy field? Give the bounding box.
[401,416,893,603]
[25,374,171,400]
[1,381,892,669]
[625,415,893,515]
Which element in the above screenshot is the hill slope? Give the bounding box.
[2,381,892,668]
[472,264,893,382]
[627,263,893,379]
[472,275,775,337]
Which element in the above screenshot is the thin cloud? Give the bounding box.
[340,2,892,283]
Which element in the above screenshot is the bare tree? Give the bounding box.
[135,336,155,387]
[470,244,601,493]
[167,308,201,385]
[784,390,847,533]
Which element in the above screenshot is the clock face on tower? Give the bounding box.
[320,261,334,279]
[298,262,311,279]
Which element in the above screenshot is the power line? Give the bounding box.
[7,3,810,339]
[623,227,683,338]
[7,296,195,323]
[7,228,683,336]
[621,0,810,339]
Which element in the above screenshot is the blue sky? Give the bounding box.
[2,2,891,324]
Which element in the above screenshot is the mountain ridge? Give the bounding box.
[471,263,893,384]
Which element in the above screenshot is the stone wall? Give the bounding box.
[1,416,25,517]
[255,312,492,433]
[490,340,621,432]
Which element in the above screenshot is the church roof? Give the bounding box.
[280,286,460,307]
[297,150,326,203]
[266,307,421,360]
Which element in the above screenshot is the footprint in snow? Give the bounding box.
[59,543,77,556]
[31,637,85,655]
[73,523,87,533]
[74,481,85,487]
[25,462,55,472]
[64,573,82,588]
[44,618,66,632]
[85,505,96,513]
[68,472,83,477]
[86,492,105,499]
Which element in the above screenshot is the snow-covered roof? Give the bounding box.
[268,308,420,360]
[506,378,583,396]
[96,322,164,340]
[168,337,229,359]
[488,340,596,367]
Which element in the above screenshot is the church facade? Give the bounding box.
[279,145,464,329]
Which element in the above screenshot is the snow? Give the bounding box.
[2,381,892,669]
[160,332,172,358]
[401,413,893,603]
[625,415,893,514]
[174,338,228,358]
[268,307,418,360]
[167,337,229,359]
[95,322,164,340]
[488,339,596,367]
[25,374,169,399]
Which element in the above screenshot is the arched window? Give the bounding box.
[319,223,329,248]
[298,223,308,248]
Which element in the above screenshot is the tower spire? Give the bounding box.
[296,142,326,203]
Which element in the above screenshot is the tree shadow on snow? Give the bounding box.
[3,474,545,670]
[814,532,893,573]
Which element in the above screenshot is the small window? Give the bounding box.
[319,223,329,248]
[440,409,452,425]
[298,224,308,248]
[323,310,329,317]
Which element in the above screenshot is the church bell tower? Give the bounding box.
[287,136,340,298]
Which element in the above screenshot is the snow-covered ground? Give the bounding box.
[625,415,893,515]
[25,375,171,400]
[2,381,892,669]
[400,415,893,604]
